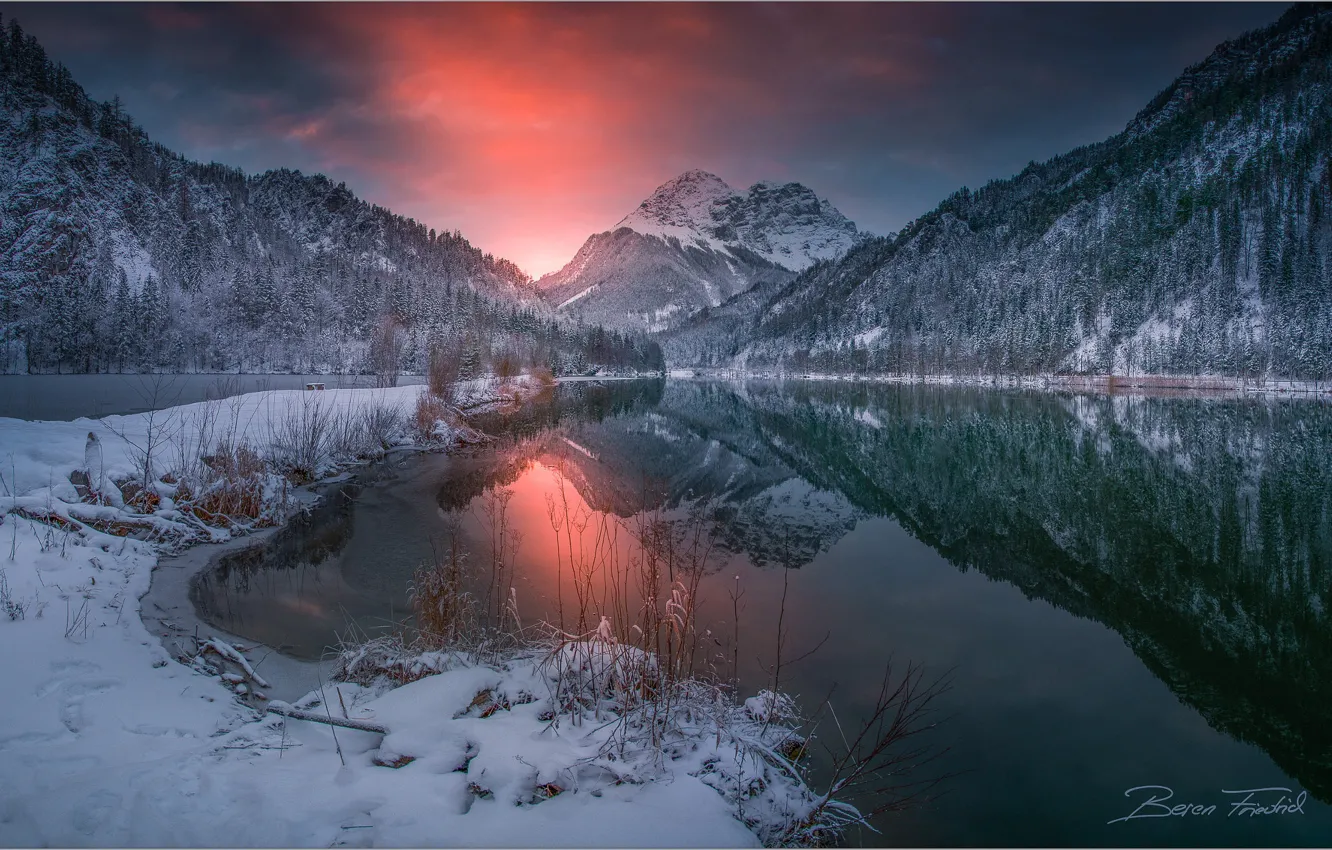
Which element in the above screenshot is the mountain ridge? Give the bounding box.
[536,170,860,333]
[664,4,1332,380]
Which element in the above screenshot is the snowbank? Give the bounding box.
[0,377,529,500]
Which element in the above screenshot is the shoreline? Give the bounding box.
[136,384,545,706]
[141,519,332,704]
[0,372,656,422]
[0,371,782,845]
[669,369,1332,400]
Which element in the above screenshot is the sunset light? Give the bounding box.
[8,2,1275,275]
[2,3,1330,847]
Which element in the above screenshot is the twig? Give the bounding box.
[317,666,347,765]
[265,702,388,735]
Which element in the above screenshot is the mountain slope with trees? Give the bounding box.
[0,15,662,376]
[665,4,1332,380]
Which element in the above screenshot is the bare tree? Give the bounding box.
[103,375,185,503]
[427,340,462,402]
[369,315,405,388]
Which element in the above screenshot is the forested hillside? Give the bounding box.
[0,15,662,376]
[665,5,1332,380]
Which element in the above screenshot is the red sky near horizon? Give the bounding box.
[11,2,1279,276]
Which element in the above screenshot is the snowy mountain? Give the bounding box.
[665,5,1332,379]
[0,18,660,375]
[614,170,860,271]
[537,170,860,333]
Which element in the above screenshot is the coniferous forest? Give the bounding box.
[0,14,663,376]
[6,8,1332,380]
[663,6,1332,380]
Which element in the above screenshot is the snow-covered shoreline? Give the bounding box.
[0,377,828,847]
[141,512,333,704]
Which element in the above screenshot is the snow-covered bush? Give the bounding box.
[265,393,336,481]
[329,400,406,460]
[331,634,467,689]
[413,392,452,443]
[183,440,277,526]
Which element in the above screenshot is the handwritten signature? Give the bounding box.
[1108,785,1308,824]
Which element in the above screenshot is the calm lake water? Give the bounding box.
[192,379,1332,846]
[0,373,425,421]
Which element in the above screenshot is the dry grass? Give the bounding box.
[0,567,26,621]
[409,535,476,648]
[413,392,452,442]
[184,441,268,525]
[535,468,713,753]
[118,481,162,513]
[332,633,461,687]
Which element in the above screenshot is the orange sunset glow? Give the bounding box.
[12,2,1281,275]
[266,2,932,275]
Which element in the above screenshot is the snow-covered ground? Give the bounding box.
[0,378,821,847]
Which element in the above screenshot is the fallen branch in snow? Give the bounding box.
[266,701,388,735]
[7,506,82,534]
[201,637,271,689]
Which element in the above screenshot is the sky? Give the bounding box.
[8,2,1282,277]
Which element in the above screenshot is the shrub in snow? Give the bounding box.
[183,441,277,526]
[326,400,406,461]
[744,690,799,725]
[357,401,407,455]
[413,391,453,444]
[427,342,463,403]
[0,567,27,621]
[332,635,467,689]
[409,536,477,649]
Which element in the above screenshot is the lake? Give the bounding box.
[190,378,1332,846]
[0,373,425,421]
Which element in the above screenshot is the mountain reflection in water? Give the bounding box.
[191,379,1332,846]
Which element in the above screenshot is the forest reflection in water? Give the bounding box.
[192,379,1332,846]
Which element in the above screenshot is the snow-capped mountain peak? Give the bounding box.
[536,169,860,333]
[611,170,859,272]
[614,170,736,240]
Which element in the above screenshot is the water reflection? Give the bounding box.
[190,379,1332,846]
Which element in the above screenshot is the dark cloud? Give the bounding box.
[4,2,1283,274]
